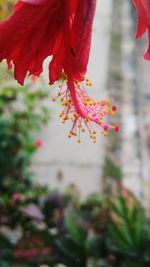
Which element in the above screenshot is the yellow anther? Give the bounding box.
[108,109,114,115]
[64,117,69,120]
[70,132,77,137]
[106,99,111,105]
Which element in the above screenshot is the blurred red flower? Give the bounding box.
[13,247,52,259]
[13,235,53,260]
[11,193,25,204]
[35,139,43,149]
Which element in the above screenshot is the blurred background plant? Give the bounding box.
[0,0,14,20]
[1,181,150,267]
[0,78,50,181]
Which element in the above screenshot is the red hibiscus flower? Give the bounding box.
[0,0,119,142]
[133,0,150,60]
[11,192,25,204]
[35,139,43,149]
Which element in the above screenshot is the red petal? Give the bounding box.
[0,0,65,84]
[133,0,150,59]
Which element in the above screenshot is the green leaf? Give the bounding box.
[65,211,87,246]
[109,188,149,255]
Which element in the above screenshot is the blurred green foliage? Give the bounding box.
[0,80,50,181]
[1,185,150,267]
[103,157,122,181]
[0,0,14,20]
[109,188,148,254]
